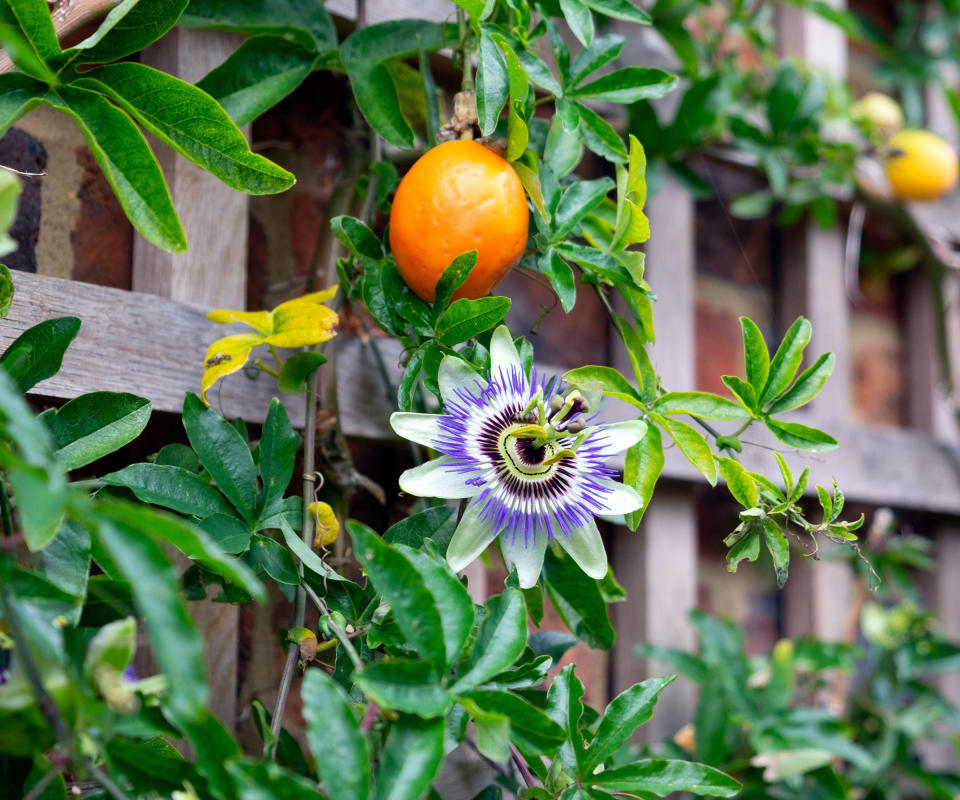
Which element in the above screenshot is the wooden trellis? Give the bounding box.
[2,5,960,736]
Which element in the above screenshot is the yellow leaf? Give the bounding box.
[264,303,338,348]
[274,285,338,310]
[308,501,339,547]
[201,333,263,405]
[206,309,273,335]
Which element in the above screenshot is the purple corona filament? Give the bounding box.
[431,364,620,549]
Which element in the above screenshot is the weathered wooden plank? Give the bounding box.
[777,0,855,640]
[3,270,305,425]
[133,30,249,309]
[609,174,699,735]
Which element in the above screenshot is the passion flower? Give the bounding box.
[390,326,646,587]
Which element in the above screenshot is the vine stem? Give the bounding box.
[510,743,538,788]
[22,767,58,800]
[457,7,474,92]
[269,366,320,744]
[0,478,12,536]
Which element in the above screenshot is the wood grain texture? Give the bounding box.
[609,175,698,738]
[2,269,304,424]
[132,29,249,309]
[775,1,854,640]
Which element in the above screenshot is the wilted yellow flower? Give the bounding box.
[202,286,339,404]
[308,501,339,547]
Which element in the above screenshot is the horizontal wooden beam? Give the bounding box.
[3,270,304,425]
[5,271,960,514]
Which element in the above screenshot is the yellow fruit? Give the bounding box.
[885,129,959,201]
[852,92,904,133]
[389,140,529,302]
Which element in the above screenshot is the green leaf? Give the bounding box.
[544,663,585,772]
[583,675,677,772]
[0,72,47,141]
[182,392,259,523]
[100,463,235,519]
[397,544,475,668]
[574,101,627,162]
[587,759,740,796]
[97,497,265,601]
[44,392,151,470]
[623,424,663,530]
[355,660,452,717]
[759,317,811,407]
[195,36,316,127]
[0,448,65,550]
[434,250,478,317]
[376,716,445,800]
[715,456,758,508]
[554,176,614,237]
[763,518,790,588]
[34,520,90,624]
[181,0,335,51]
[563,365,642,406]
[653,392,751,422]
[248,533,300,585]
[476,31,508,136]
[721,375,758,414]
[452,588,527,692]
[0,180,21,259]
[539,248,577,312]
[740,317,770,393]
[397,343,427,412]
[490,33,530,162]
[459,689,566,752]
[382,506,455,556]
[81,63,294,194]
[44,86,186,253]
[611,312,656,400]
[227,760,325,800]
[0,559,78,659]
[84,616,136,680]
[729,190,773,219]
[727,525,760,572]
[572,67,676,103]
[199,513,251,554]
[635,643,709,683]
[340,20,453,148]
[766,352,835,414]
[764,417,838,452]
[302,668,371,800]
[436,297,511,346]
[543,548,614,649]
[259,398,299,511]
[92,515,207,720]
[652,413,717,485]
[0,0,60,63]
[582,0,651,23]
[559,0,594,46]
[349,520,447,669]
[71,0,189,63]
[277,350,327,394]
[0,316,81,392]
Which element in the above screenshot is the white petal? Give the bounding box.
[489,325,521,378]
[595,479,643,514]
[596,420,648,454]
[439,355,486,406]
[500,531,548,589]
[398,457,481,499]
[555,518,608,580]
[390,412,441,449]
[447,502,500,572]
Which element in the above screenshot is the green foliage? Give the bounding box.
[0,0,293,252]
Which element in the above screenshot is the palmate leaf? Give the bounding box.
[43,86,187,252]
[80,62,295,194]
